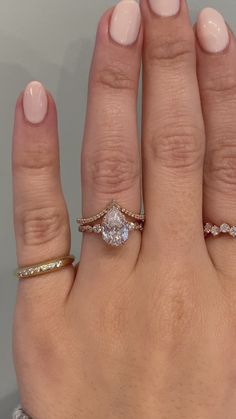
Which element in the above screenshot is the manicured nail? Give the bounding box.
[110,0,141,46]
[197,8,229,53]
[23,81,48,124]
[149,0,180,17]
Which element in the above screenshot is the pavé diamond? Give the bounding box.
[220,223,230,233]
[102,206,129,247]
[93,225,102,234]
[128,222,136,231]
[204,223,212,234]
[211,225,220,236]
[230,226,236,237]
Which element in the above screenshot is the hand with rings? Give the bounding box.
[12,1,236,418]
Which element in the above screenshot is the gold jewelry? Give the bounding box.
[204,223,236,237]
[15,255,75,280]
[77,200,145,247]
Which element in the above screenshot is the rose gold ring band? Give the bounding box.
[204,223,236,237]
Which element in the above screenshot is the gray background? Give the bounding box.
[0,0,234,416]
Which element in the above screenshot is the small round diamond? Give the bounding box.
[128,222,136,231]
[211,225,220,236]
[56,261,63,268]
[204,223,212,234]
[230,226,236,237]
[220,223,230,233]
[93,225,102,234]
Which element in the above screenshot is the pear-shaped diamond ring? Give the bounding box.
[77,201,145,247]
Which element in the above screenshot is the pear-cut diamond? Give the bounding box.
[102,206,129,246]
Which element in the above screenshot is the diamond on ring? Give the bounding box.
[204,223,213,234]
[102,207,129,246]
[204,222,236,238]
[230,226,236,237]
[220,223,230,233]
[77,201,145,247]
[211,225,220,236]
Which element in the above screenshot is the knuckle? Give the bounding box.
[206,141,236,191]
[146,34,194,66]
[82,139,140,195]
[92,61,136,92]
[18,205,66,246]
[201,72,236,99]
[149,124,203,171]
[13,139,55,171]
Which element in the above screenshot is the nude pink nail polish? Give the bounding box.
[110,0,141,46]
[197,8,229,53]
[149,0,180,17]
[23,81,48,124]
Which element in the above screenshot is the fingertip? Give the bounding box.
[96,8,113,44]
[22,81,48,125]
[196,7,229,54]
[140,0,189,19]
[13,83,60,171]
[14,82,58,129]
[14,91,24,117]
[96,2,143,48]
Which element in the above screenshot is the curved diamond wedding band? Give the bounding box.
[77,200,145,247]
[204,223,236,237]
[15,255,75,280]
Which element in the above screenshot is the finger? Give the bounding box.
[13,82,74,306]
[141,0,205,257]
[78,2,143,278]
[196,8,236,274]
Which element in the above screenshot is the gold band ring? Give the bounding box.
[15,255,75,280]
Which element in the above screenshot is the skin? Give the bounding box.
[12,0,236,418]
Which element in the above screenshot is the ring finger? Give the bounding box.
[140,0,205,261]
[77,1,143,281]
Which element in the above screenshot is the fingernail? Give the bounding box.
[197,8,229,53]
[110,0,141,46]
[149,0,180,17]
[23,81,48,124]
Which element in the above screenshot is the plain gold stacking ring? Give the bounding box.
[15,255,75,280]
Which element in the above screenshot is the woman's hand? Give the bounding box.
[12,1,236,418]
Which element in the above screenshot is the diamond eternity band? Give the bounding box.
[204,223,236,237]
